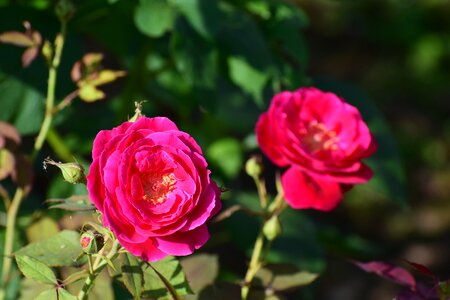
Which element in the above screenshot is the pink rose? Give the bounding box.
[256,87,376,211]
[87,117,221,261]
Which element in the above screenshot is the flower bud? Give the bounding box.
[55,0,75,23]
[80,231,104,254]
[245,155,263,179]
[263,215,282,241]
[44,158,86,184]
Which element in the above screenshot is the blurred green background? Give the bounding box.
[0,0,449,299]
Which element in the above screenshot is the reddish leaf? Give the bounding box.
[0,31,34,47]
[71,61,82,82]
[22,46,39,67]
[0,121,21,146]
[403,260,435,278]
[353,261,417,290]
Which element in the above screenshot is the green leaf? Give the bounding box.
[254,263,318,291]
[19,278,53,300]
[227,56,270,106]
[134,0,176,38]
[171,23,218,88]
[46,195,96,212]
[78,84,105,102]
[180,254,218,294]
[174,0,223,40]
[15,230,86,267]
[15,255,57,285]
[141,256,192,299]
[56,288,78,300]
[207,138,243,178]
[26,216,60,243]
[0,71,44,135]
[120,252,143,298]
[35,288,77,300]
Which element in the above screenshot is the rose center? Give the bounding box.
[142,173,176,205]
[301,120,339,154]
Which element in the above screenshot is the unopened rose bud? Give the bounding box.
[245,155,263,179]
[80,231,104,254]
[263,215,282,241]
[44,158,86,184]
[55,0,75,22]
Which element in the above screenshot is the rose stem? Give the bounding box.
[32,22,66,160]
[77,240,121,300]
[241,230,265,300]
[0,21,67,299]
[241,190,287,300]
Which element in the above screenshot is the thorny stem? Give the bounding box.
[77,240,121,300]
[0,22,67,299]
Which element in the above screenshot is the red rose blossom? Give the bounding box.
[256,87,376,211]
[87,117,221,261]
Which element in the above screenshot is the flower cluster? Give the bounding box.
[256,87,377,211]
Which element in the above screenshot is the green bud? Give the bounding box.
[80,231,104,254]
[55,0,75,23]
[42,40,53,65]
[263,215,282,241]
[245,155,263,179]
[44,158,86,184]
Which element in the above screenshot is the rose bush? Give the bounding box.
[256,87,377,211]
[87,116,221,261]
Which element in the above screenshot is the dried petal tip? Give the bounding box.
[129,101,147,122]
[44,158,86,184]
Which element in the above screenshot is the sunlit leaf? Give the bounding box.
[228,56,270,106]
[174,0,223,40]
[0,149,14,180]
[0,31,34,47]
[47,195,95,212]
[26,217,59,243]
[35,288,77,300]
[120,252,143,298]
[15,230,86,267]
[18,278,53,300]
[254,263,318,291]
[134,0,176,38]
[87,70,127,86]
[180,254,219,293]
[207,138,243,178]
[15,255,57,285]
[78,85,105,102]
[141,256,192,299]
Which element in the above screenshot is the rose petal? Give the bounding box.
[282,167,343,211]
[155,225,210,256]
